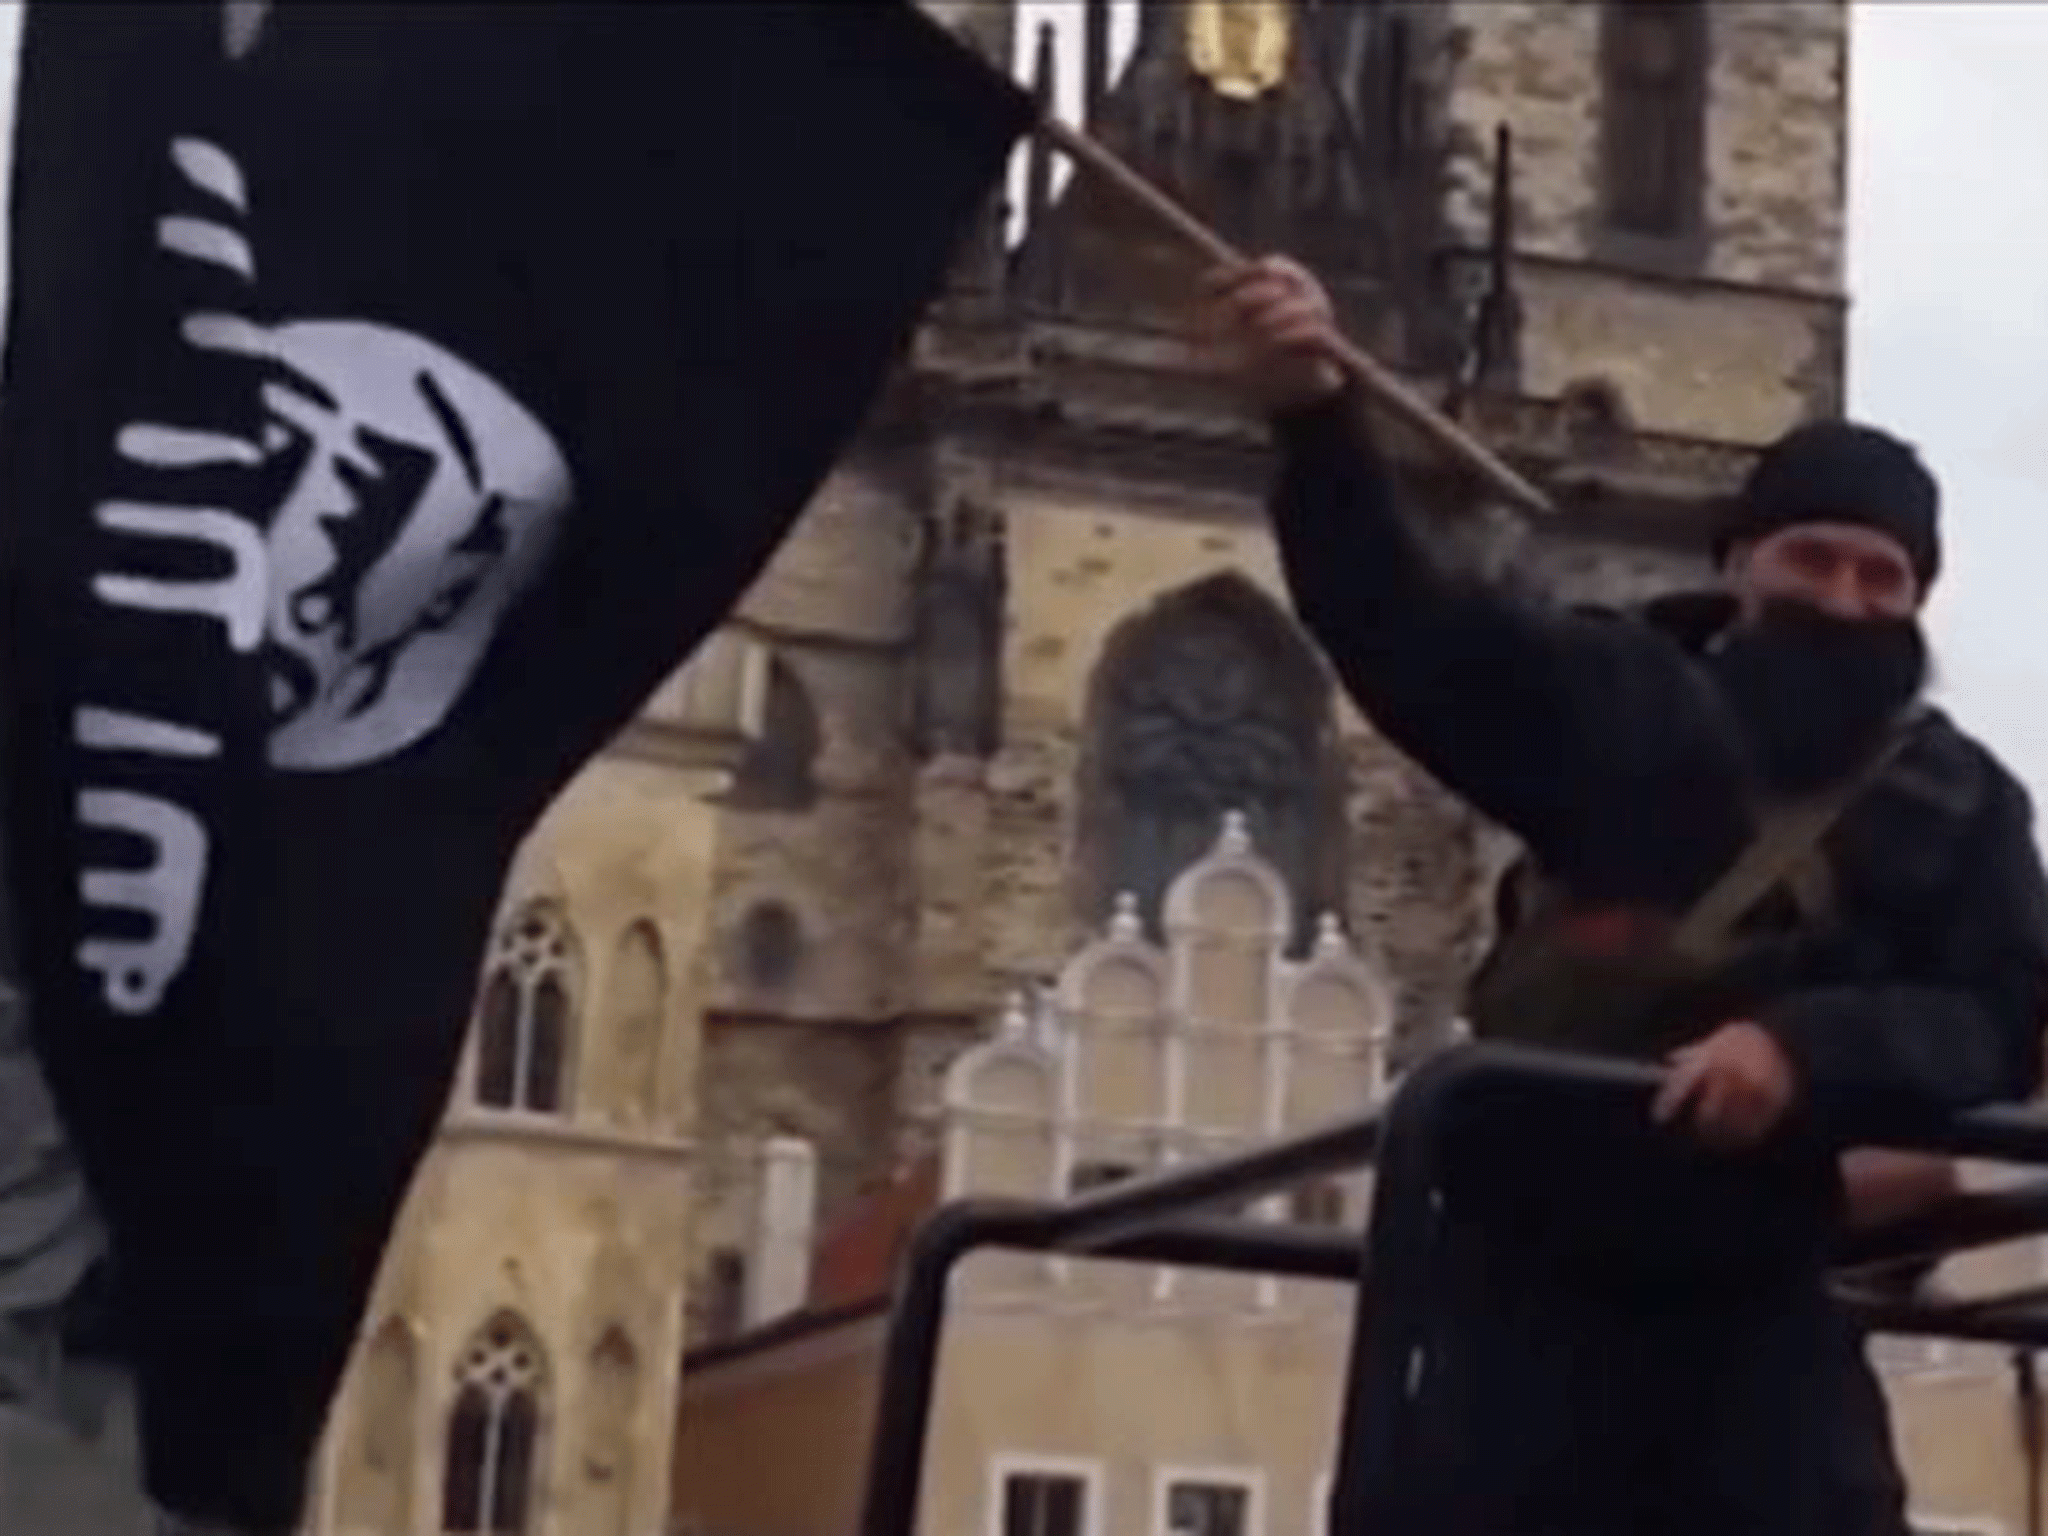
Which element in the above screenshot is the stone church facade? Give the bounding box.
[302,4,1857,1534]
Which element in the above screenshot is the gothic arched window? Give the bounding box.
[441,1313,546,1536]
[1080,576,1340,949]
[474,902,576,1114]
[725,658,820,812]
[1599,2,1709,241]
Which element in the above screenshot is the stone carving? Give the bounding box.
[1088,579,1331,944]
[911,481,1005,761]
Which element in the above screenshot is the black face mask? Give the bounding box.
[1707,599,1928,797]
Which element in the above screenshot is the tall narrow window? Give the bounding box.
[473,901,577,1114]
[336,1317,419,1532]
[609,920,668,1126]
[1002,1471,1088,1536]
[441,1314,546,1536]
[1600,2,1709,240]
[584,1326,640,1535]
[725,658,820,812]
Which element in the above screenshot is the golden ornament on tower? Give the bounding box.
[1186,0,1293,101]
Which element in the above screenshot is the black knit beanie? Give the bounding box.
[1713,419,1941,588]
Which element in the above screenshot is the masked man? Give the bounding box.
[1207,255,2048,1536]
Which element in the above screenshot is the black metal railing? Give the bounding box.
[855,1041,2048,1536]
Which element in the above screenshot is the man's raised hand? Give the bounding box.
[1198,254,1348,415]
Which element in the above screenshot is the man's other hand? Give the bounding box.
[1652,1021,1799,1150]
[1198,255,1347,414]
[1840,1148,1960,1231]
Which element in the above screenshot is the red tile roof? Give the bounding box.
[809,1153,941,1311]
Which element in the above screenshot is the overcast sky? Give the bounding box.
[1848,3,2048,810]
[0,4,2040,808]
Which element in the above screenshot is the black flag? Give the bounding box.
[0,2,1030,1525]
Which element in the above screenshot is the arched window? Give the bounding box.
[442,1313,546,1536]
[1079,575,1340,949]
[1600,2,1709,241]
[337,1316,419,1531]
[474,902,576,1114]
[724,658,820,812]
[609,921,668,1127]
[584,1325,641,1534]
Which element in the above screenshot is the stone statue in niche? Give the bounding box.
[910,486,1004,761]
[1095,592,1326,943]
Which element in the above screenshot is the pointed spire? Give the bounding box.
[1217,808,1252,856]
[1083,0,1112,128]
[998,988,1033,1041]
[1026,980,1063,1052]
[1313,911,1346,958]
[1473,121,1523,391]
[1133,0,1173,53]
[1109,891,1143,943]
[1015,23,1061,305]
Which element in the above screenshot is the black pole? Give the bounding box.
[1081,0,1111,127]
[857,1204,1029,1536]
[852,1042,2048,1536]
[2019,1349,2043,1536]
[855,1206,1367,1536]
[1325,1045,1484,1535]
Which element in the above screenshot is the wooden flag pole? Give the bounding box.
[1037,115,1556,518]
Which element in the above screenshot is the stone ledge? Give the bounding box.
[1433,240,1848,307]
[907,365,1760,543]
[440,1110,696,1165]
[604,721,750,784]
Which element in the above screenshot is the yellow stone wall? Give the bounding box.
[307,743,734,1536]
[1878,1180,2048,1530]
[672,1305,1359,1536]
[1890,1363,2036,1533]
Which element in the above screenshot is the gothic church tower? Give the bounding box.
[685,0,1849,1343]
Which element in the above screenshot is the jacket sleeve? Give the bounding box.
[1760,764,2048,1127]
[1267,390,1742,893]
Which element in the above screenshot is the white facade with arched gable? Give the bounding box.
[941,813,1394,1314]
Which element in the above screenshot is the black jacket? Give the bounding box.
[1268,394,2048,1131]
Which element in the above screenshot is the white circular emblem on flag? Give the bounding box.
[257,320,573,771]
